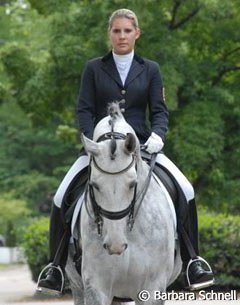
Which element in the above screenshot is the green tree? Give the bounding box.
[0,98,77,214]
[0,0,239,215]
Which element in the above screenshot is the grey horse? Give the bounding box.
[66,103,182,305]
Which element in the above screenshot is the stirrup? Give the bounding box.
[36,263,64,296]
[186,256,214,291]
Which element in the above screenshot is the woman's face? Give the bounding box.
[109,17,140,55]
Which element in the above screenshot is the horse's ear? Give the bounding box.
[81,133,100,156]
[124,133,136,154]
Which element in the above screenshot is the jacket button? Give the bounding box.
[121,89,126,95]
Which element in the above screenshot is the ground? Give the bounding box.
[0,264,239,305]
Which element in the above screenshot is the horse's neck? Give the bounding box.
[137,158,151,186]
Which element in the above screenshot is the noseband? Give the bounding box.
[89,183,137,236]
[86,131,137,236]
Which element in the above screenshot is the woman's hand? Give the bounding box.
[144,132,164,154]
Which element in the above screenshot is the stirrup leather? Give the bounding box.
[36,263,64,296]
[186,256,214,291]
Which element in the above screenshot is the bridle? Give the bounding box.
[86,131,138,236]
[88,182,137,236]
[85,131,156,236]
[92,131,137,175]
[91,151,135,175]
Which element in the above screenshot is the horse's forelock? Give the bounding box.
[108,101,124,120]
[110,138,117,160]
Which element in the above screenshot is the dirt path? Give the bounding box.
[0,264,36,304]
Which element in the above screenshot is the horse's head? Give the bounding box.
[81,103,140,255]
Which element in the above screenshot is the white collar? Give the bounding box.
[112,50,134,65]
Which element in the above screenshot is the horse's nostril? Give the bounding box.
[103,243,108,250]
[123,243,128,250]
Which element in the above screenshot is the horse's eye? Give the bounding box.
[129,181,137,189]
[90,182,100,191]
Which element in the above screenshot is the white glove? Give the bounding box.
[144,132,164,154]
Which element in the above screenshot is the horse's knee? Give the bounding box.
[84,280,110,305]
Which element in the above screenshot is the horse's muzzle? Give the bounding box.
[103,242,128,255]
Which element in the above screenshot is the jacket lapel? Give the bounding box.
[125,56,144,87]
[101,52,123,87]
[101,52,145,88]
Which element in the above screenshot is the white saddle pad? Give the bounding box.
[71,193,85,239]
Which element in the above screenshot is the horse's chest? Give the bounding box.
[84,244,161,281]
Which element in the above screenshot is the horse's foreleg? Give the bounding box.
[70,276,84,305]
[84,285,112,305]
[66,246,84,305]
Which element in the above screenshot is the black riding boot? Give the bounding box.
[36,166,88,295]
[36,204,71,295]
[179,199,214,290]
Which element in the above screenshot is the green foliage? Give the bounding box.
[166,97,224,181]
[1,43,36,102]
[0,193,30,246]
[199,210,240,288]
[0,99,78,217]
[12,172,58,214]
[28,0,70,15]
[22,217,49,282]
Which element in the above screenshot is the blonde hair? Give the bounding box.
[108,9,139,30]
